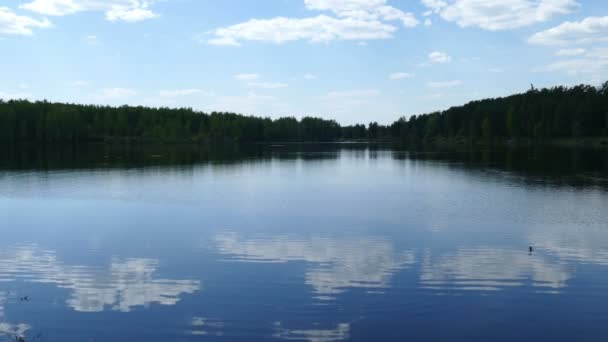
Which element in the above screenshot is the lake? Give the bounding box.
[0,144,607,341]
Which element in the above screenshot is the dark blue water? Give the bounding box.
[0,145,607,341]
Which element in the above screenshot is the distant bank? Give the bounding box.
[1,82,607,146]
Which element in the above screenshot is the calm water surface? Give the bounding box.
[0,144,607,341]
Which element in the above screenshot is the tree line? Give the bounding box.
[0,101,344,143]
[1,82,607,144]
[389,83,608,144]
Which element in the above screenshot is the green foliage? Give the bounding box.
[0,82,607,144]
[0,100,343,143]
[388,83,608,143]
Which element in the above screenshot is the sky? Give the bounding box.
[0,0,607,124]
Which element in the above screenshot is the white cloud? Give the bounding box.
[105,6,157,22]
[427,80,463,88]
[424,18,432,26]
[529,16,608,46]
[159,89,210,97]
[234,73,260,81]
[304,74,318,80]
[248,82,289,89]
[535,48,608,79]
[21,0,82,16]
[389,72,414,80]
[428,51,451,64]
[20,0,159,22]
[208,15,397,45]
[0,6,51,35]
[421,0,447,12]
[555,48,586,56]
[423,0,578,31]
[207,0,418,45]
[304,0,419,27]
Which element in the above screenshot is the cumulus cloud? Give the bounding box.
[428,51,451,64]
[535,48,608,78]
[427,80,463,88]
[208,15,397,46]
[304,74,318,80]
[304,0,419,26]
[555,48,586,56]
[422,0,578,31]
[207,0,418,45]
[421,0,447,12]
[20,0,159,22]
[389,72,414,80]
[0,6,51,35]
[529,16,608,46]
[105,6,157,22]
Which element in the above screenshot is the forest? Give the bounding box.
[0,82,607,144]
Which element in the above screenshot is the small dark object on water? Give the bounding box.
[20,296,29,302]
[529,246,534,253]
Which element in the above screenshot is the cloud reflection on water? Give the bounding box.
[273,322,350,342]
[214,233,415,297]
[0,245,200,312]
[0,292,31,340]
[420,248,571,292]
[213,233,608,296]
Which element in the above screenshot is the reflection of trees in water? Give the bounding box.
[214,233,415,297]
[0,143,362,171]
[0,245,200,313]
[2,144,605,189]
[396,146,608,188]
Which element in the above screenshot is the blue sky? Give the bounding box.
[1,0,607,124]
